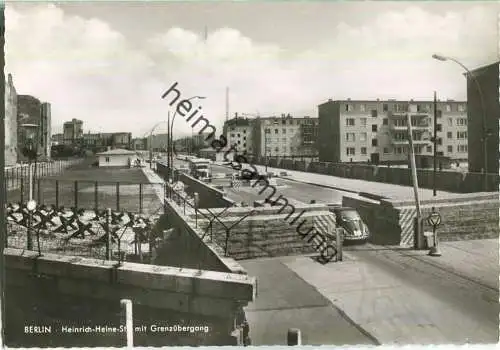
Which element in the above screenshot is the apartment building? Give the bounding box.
[318,99,468,165]
[224,115,254,155]
[466,61,499,174]
[63,118,83,145]
[5,74,18,166]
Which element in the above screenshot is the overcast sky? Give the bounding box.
[5,1,499,138]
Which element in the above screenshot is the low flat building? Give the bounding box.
[96,148,136,168]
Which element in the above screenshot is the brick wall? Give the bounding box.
[343,194,500,246]
[195,205,333,260]
[4,248,255,347]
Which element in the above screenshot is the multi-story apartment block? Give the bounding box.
[17,95,52,160]
[253,114,318,158]
[5,74,18,166]
[318,99,468,165]
[466,61,499,175]
[63,118,83,145]
[112,132,132,149]
[82,132,132,150]
[223,113,318,158]
[51,133,64,145]
[224,115,254,156]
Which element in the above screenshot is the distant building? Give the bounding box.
[96,148,136,168]
[222,113,318,159]
[5,74,18,166]
[17,95,52,161]
[112,132,132,149]
[51,133,64,145]
[318,99,468,165]
[63,118,83,145]
[131,137,148,150]
[466,61,500,174]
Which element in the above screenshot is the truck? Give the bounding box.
[188,158,211,181]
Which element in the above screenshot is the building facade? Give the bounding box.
[51,133,64,145]
[5,74,18,166]
[466,61,499,175]
[318,99,468,165]
[63,119,83,145]
[224,116,254,156]
[17,95,52,161]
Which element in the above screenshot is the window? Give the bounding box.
[346,133,356,142]
[383,118,388,125]
[458,145,468,153]
[346,147,355,156]
[282,120,286,125]
[427,146,432,152]
[383,147,389,154]
[243,143,247,147]
[447,132,452,139]
[436,124,442,132]
[265,128,270,134]
[346,118,355,126]
[447,118,453,126]
[383,104,388,112]
[437,138,443,145]
[457,118,467,126]
[345,104,353,112]
[372,139,378,147]
[237,133,240,137]
[372,124,378,132]
[231,133,235,138]
[275,147,279,152]
[457,131,467,139]
[360,132,367,141]
[445,104,451,112]
[243,136,247,140]
[238,140,241,144]
[288,120,293,125]
[243,129,246,133]
[230,127,235,131]
[105,157,110,163]
[361,147,367,155]
[274,129,279,134]
[282,129,286,134]
[458,104,466,112]
[360,118,367,127]
[360,104,366,112]
[447,145,453,153]
[282,137,286,142]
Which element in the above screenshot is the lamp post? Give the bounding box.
[432,54,489,189]
[20,123,39,250]
[147,121,169,169]
[165,96,206,180]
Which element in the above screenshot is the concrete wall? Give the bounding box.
[98,154,132,167]
[178,173,236,209]
[343,193,499,247]
[266,158,499,193]
[195,204,334,260]
[157,200,247,274]
[4,248,255,347]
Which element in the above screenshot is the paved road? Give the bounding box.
[239,258,377,345]
[285,242,499,344]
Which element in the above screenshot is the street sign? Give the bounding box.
[426,211,442,227]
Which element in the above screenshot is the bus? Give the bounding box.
[188,158,211,181]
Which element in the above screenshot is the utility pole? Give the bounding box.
[167,111,170,179]
[407,104,423,249]
[433,91,438,197]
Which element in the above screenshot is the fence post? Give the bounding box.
[74,181,79,210]
[20,177,24,204]
[194,192,199,227]
[106,208,111,260]
[336,227,343,262]
[139,184,143,214]
[94,182,99,211]
[37,179,42,204]
[120,299,134,347]
[116,182,120,211]
[55,180,59,209]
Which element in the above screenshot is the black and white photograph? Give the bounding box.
[1,0,499,348]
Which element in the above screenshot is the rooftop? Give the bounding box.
[96,148,136,156]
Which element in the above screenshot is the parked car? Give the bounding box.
[328,206,370,244]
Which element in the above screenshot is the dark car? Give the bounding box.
[329,206,370,244]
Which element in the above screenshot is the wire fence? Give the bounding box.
[5,203,161,263]
[6,178,165,216]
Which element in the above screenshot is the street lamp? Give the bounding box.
[432,54,489,188]
[20,123,39,250]
[147,121,169,169]
[166,96,206,180]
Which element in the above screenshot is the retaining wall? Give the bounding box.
[4,248,255,347]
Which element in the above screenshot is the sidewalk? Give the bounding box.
[280,239,499,345]
[251,164,469,202]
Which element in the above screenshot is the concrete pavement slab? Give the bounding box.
[239,258,377,346]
